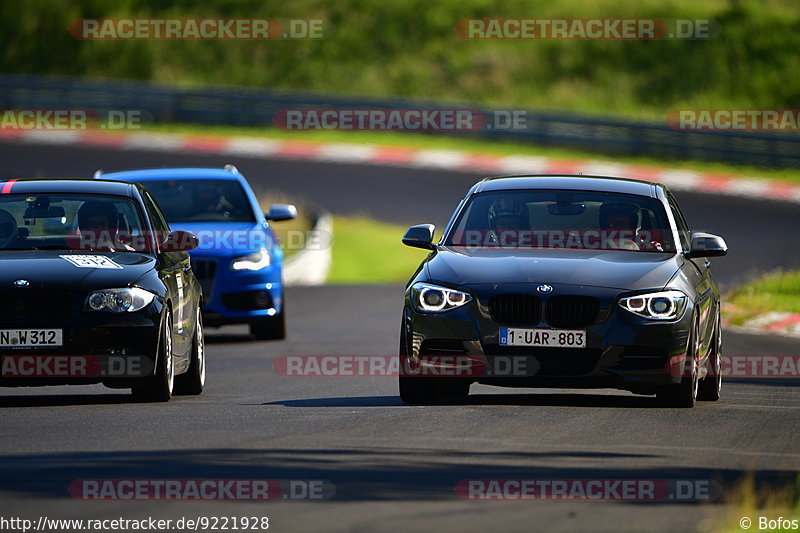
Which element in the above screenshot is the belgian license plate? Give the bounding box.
[500,328,586,348]
[0,329,63,347]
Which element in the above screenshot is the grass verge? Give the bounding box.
[328,216,429,284]
[715,475,800,533]
[724,270,800,326]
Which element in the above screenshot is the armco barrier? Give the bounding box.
[0,74,798,168]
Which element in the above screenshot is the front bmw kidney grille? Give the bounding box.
[489,294,598,327]
[0,290,75,318]
[544,295,599,328]
[489,294,542,324]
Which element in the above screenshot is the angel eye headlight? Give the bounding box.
[619,290,687,320]
[85,287,156,313]
[412,282,472,313]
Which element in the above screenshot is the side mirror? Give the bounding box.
[685,232,727,258]
[402,224,436,250]
[265,204,297,222]
[162,230,199,252]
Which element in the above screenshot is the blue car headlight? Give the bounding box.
[411,282,472,313]
[85,287,156,313]
[231,248,271,271]
[619,290,687,320]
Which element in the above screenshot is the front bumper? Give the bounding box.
[0,305,161,387]
[402,284,692,395]
[191,253,283,326]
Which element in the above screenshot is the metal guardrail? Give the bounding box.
[0,73,798,168]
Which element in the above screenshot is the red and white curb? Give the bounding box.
[3,129,800,202]
[724,312,800,338]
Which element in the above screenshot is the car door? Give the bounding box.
[142,191,194,359]
[668,192,714,359]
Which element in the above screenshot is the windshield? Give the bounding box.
[0,193,147,252]
[136,179,256,223]
[446,190,676,253]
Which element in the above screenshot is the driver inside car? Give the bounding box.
[76,201,135,252]
[599,202,642,250]
[488,197,530,246]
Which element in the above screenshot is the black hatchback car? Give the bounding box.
[0,179,204,402]
[400,175,728,408]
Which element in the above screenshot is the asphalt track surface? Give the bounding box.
[1,140,799,532]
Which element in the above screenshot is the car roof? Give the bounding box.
[0,178,139,197]
[474,175,660,197]
[98,167,242,181]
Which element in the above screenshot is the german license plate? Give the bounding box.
[0,329,63,347]
[500,328,586,348]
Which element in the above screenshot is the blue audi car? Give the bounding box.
[97,165,296,339]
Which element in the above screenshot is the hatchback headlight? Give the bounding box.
[619,290,687,320]
[411,282,472,313]
[86,287,156,313]
[231,249,271,271]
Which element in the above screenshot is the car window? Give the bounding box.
[135,179,256,223]
[446,189,676,253]
[0,193,146,252]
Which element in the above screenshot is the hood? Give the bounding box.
[426,247,682,291]
[0,251,156,291]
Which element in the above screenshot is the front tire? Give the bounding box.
[398,321,440,404]
[174,307,205,395]
[697,315,722,402]
[657,319,700,408]
[132,310,175,402]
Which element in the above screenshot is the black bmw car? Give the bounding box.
[0,179,204,402]
[400,175,728,408]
